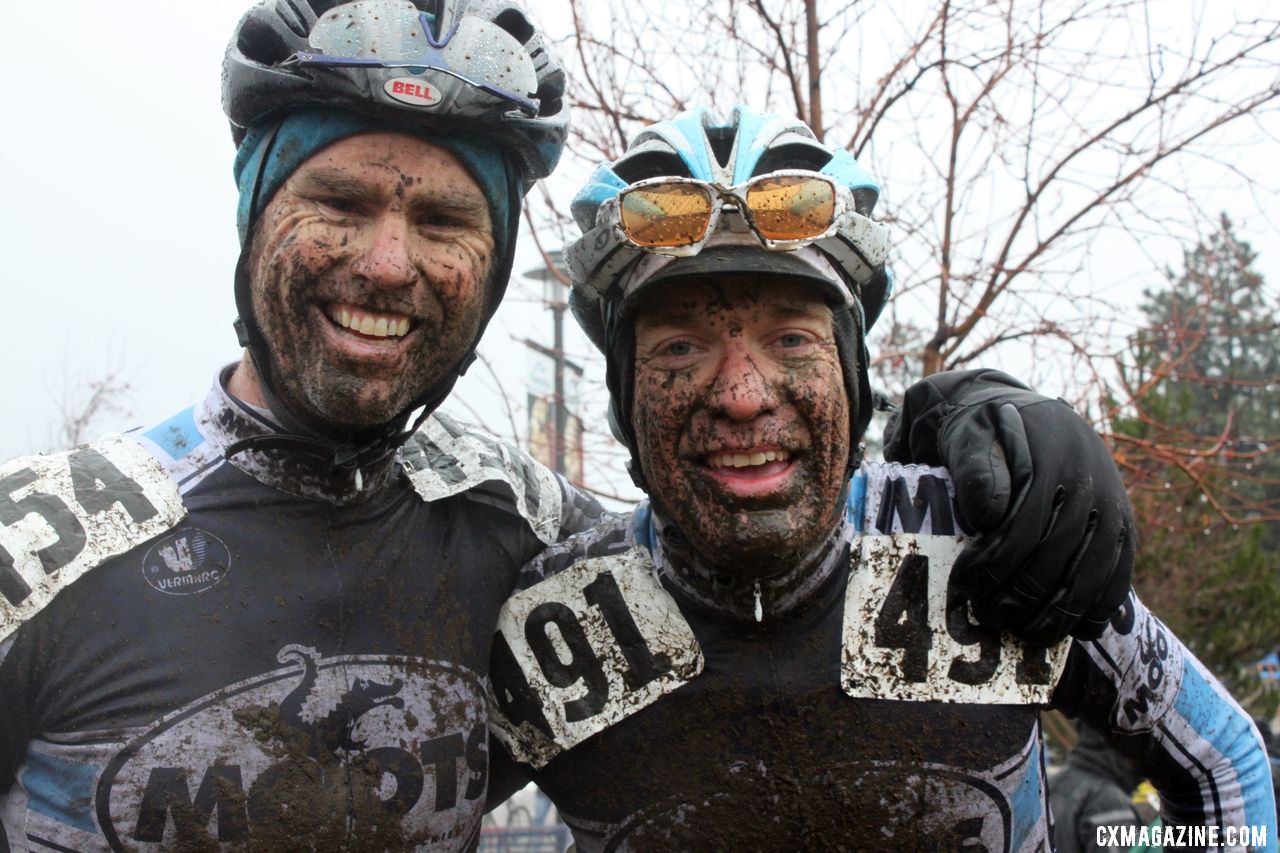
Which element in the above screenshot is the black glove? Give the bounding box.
[883,369,1135,645]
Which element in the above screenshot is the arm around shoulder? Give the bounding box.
[1053,590,1276,850]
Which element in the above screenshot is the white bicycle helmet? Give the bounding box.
[223,0,567,185]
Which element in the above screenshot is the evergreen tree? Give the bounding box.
[1112,214,1280,705]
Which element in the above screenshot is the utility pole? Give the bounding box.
[522,251,582,479]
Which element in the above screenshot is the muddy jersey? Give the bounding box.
[0,370,602,852]
[488,464,1275,853]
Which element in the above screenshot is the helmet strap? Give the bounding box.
[230,255,418,470]
[229,197,520,472]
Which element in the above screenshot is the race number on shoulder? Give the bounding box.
[844,461,1070,704]
[403,413,565,545]
[489,547,703,768]
[0,436,185,641]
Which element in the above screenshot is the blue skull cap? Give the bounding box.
[233,107,515,263]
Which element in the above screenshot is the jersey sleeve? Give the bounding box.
[484,735,533,812]
[0,438,186,793]
[404,414,608,548]
[1052,590,1276,850]
[551,474,607,542]
[0,634,34,790]
[510,510,633,593]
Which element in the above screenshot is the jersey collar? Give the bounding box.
[646,505,854,624]
[198,366,399,505]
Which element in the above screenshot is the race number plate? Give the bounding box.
[489,547,703,768]
[841,534,1069,704]
[0,436,185,641]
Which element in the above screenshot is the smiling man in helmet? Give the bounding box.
[0,1,607,849]
[484,106,1275,850]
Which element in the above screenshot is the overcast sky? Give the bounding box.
[0,1,598,464]
[2,1,1277,484]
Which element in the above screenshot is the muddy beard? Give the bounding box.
[250,258,481,437]
[652,503,853,622]
[647,445,848,582]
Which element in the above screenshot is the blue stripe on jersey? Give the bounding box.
[632,503,654,553]
[847,472,867,531]
[143,407,202,460]
[1008,736,1045,852]
[20,752,98,833]
[1175,660,1274,833]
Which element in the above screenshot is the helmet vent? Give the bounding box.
[753,142,832,177]
[707,127,736,169]
[852,187,877,217]
[535,70,565,117]
[311,0,352,18]
[277,0,319,39]
[494,9,535,44]
[614,152,692,183]
[239,16,297,64]
[420,0,446,39]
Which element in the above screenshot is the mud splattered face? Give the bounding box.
[247,133,494,429]
[631,277,852,577]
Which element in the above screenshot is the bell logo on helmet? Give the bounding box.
[384,77,443,108]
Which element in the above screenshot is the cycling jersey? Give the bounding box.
[488,463,1275,852]
[0,367,601,852]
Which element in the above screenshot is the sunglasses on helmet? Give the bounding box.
[599,171,889,265]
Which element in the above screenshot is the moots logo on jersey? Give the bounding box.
[96,647,489,851]
[384,77,443,107]
[141,527,231,595]
[599,763,1013,852]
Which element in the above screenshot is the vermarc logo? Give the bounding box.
[141,527,231,596]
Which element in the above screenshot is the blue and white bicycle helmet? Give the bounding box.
[565,105,894,482]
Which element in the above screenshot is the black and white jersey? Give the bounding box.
[0,369,601,852]
[488,464,1275,852]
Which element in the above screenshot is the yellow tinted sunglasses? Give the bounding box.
[607,171,855,256]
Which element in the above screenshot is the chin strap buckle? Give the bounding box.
[626,459,647,491]
[871,390,896,413]
[233,317,251,348]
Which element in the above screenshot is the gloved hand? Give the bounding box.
[883,369,1135,645]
